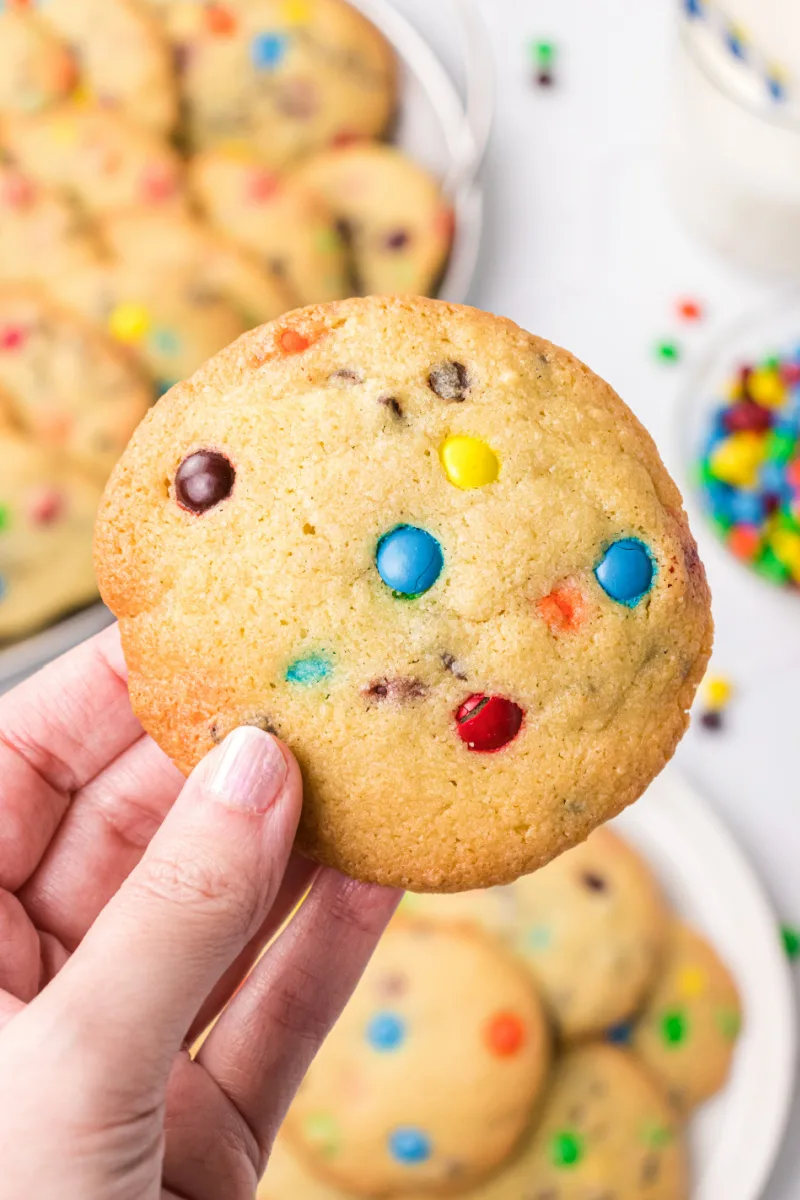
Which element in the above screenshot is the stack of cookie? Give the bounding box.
[259,828,742,1199]
[0,0,453,643]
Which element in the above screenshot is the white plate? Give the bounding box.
[613,770,796,1200]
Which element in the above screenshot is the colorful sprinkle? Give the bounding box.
[249,169,280,202]
[281,0,311,22]
[150,328,181,356]
[0,504,9,532]
[526,925,552,951]
[26,486,63,526]
[439,435,499,489]
[278,327,313,354]
[484,1011,526,1057]
[388,1127,432,1165]
[455,694,524,752]
[655,339,681,364]
[716,1008,741,1040]
[660,1009,688,1046]
[702,673,733,710]
[304,1114,340,1157]
[531,39,556,86]
[677,966,706,998]
[550,1130,582,1168]
[376,525,444,596]
[252,32,288,70]
[286,654,331,685]
[594,538,655,606]
[781,924,800,960]
[606,1020,633,1045]
[109,303,151,344]
[677,298,703,321]
[642,1122,674,1149]
[205,3,237,35]
[536,582,588,633]
[0,325,26,351]
[366,1012,406,1051]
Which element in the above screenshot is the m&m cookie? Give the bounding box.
[463,1045,688,1200]
[697,345,800,587]
[94,296,712,891]
[512,827,669,1040]
[632,921,742,1114]
[283,919,550,1195]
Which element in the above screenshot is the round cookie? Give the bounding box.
[153,0,396,165]
[191,149,350,306]
[512,827,669,1040]
[0,163,101,283]
[293,144,453,297]
[284,918,550,1196]
[0,428,101,641]
[632,920,742,1115]
[101,209,293,330]
[0,7,76,117]
[93,296,713,892]
[0,284,153,481]
[0,103,186,216]
[463,1045,688,1200]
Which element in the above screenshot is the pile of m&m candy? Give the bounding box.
[697,346,800,586]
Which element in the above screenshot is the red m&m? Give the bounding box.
[484,1011,526,1056]
[456,694,524,752]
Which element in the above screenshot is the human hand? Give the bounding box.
[0,625,400,1199]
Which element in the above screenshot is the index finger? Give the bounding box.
[0,623,143,890]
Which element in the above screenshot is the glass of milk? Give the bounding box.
[667,0,800,277]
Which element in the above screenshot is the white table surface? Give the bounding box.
[416,0,800,1194]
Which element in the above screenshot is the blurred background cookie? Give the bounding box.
[632,920,742,1116]
[0,163,101,282]
[0,6,77,117]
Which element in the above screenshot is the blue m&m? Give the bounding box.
[594,538,655,606]
[366,1012,406,1051]
[388,1127,432,1165]
[251,32,288,70]
[376,525,444,596]
[286,653,331,684]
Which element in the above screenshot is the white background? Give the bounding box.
[402,0,800,1193]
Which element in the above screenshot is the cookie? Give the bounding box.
[101,209,293,330]
[0,162,101,283]
[0,284,153,481]
[93,296,713,892]
[293,144,453,297]
[0,427,101,641]
[463,1044,688,1200]
[191,149,350,306]
[154,0,396,165]
[0,0,177,134]
[284,918,550,1196]
[512,827,669,1040]
[0,103,186,216]
[632,920,742,1114]
[0,6,76,117]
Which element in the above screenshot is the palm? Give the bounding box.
[0,626,398,1198]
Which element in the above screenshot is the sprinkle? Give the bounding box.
[678,966,706,998]
[716,1008,741,1040]
[550,1130,582,1168]
[205,4,237,35]
[285,654,331,685]
[0,504,9,533]
[655,339,681,364]
[439,435,499,489]
[642,1122,674,1148]
[699,709,724,731]
[0,325,26,351]
[660,1009,688,1046]
[677,298,703,321]
[606,1020,633,1045]
[109,302,151,344]
[366,1012,406,1051]
[702,673,733,710]
[252,32,288,71]
[537,583,588,633]
[388,1128,431,1165]
[278,327,313,354]
[484,1011,526,1057]
[304,1114,340,1157]
[781,924,800,960]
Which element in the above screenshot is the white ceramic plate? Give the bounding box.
[613,769,796,1200]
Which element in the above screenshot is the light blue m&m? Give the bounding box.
[594,538,655,607]
[251,32,288,70]
[376,525,444,596]
[286,654,331,684]
[366,1012,406,1051]
[388,1127,432,1165]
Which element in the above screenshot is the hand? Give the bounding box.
[0,625,399,1199]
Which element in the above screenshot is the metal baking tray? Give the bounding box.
[0,0,493,691]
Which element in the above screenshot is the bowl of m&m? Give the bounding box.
[690,296,800,590]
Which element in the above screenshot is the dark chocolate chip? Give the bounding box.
[536,70,554,86]
[441,652,468,680]
[275,78,318,118]
[384,229,410,251]
[335,217,353,244]
[700,709,723,731]
[269,257,286,278]
[363,677,428,704]
[175,450,235,514]
[329,367,363,386]
[581,871,607,893]
[641,1153,661,1184]
[428,360,469,401]
[379,394,403,418]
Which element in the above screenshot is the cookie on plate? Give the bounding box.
[293,144,453,297]
[0,104,186,216]
[191,149,350,306]
[512,827,669,1040]
[0,163,101,283]
[0,427,101,641]
[154,0,397,165]
[632,920,742,1114]
[464,1044,688,1200]
[0,7,76,117]
[0,285,153,481]
[284,918,550,1196]
[101,209,293,330]
[40,0,178,135]
[94,296,713,891]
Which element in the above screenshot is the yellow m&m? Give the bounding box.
[109,302,151,344]
[440,435,499,490]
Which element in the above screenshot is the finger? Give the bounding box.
[0,624,142,890]
[187,852,318,1045]
[195,869,401,1156]
[41,728,302,1093]
[0,890,39,1001]
[19,734,183,951]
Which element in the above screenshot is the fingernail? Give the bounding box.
[205,727,288,813]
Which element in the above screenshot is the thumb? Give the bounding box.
[46,726,303,1089]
